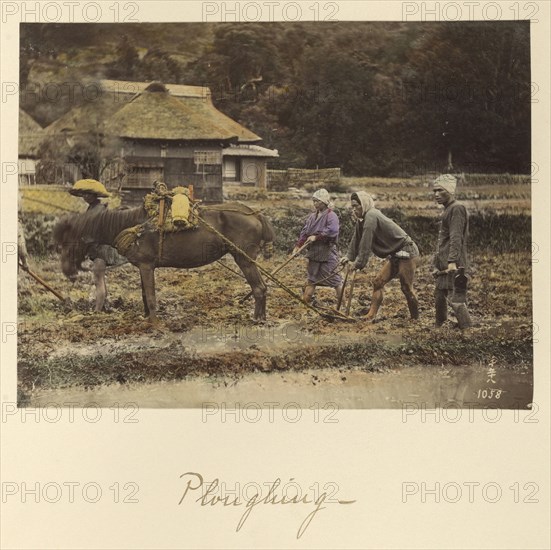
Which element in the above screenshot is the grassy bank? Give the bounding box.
[17,321,532,405]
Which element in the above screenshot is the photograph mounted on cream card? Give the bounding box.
[2,2,549,550]
[16,19,533,411]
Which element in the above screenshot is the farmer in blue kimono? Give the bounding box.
[293,188,343,305]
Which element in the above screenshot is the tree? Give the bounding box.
[37,98,124,185]
[106,35,140,79]
[397,22,531,173]
[278,37,395,174]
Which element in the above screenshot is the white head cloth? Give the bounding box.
[433,174,457,194]
[351,191,374,216]
[312,188,333,208]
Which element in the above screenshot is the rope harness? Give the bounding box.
[220,258,347,294]
[114,202,355,322]
[197,215,356,322]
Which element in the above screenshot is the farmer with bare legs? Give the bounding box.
[69,179,126,312]
[293,188,343,305]
[341,191,419,322]
[432,174,472,329]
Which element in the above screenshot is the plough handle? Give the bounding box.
[344,270,357,316]
[20,262,66,302]
[336,264,350,311]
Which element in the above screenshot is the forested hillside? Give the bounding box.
[20,21,530,176]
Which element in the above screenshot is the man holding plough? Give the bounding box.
[341,191,420,322]
[292,189,344,306]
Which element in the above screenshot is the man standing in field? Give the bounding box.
[293,188,344,305]
[432,174,472,329]
[69,179,126,311]
[342,191,419,322]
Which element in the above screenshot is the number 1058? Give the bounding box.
[477,389,503,399]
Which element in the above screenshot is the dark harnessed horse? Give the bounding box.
[54,204,275,325]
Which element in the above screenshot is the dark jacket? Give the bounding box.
[433,200,469,271]
[347,208,410,269]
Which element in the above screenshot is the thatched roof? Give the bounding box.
[19,109,44,157]
[223,144,279,158]
[101,79,208,99]
[45,80,261,143]
[104,82,260,142]
[44,95,123,135]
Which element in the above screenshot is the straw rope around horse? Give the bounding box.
[115,202,270,257]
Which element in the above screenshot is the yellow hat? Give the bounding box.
[69,179,110,198]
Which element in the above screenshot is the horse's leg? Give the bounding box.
[139,264,160,326]
[233,254,267,321]
[92,258,107,312]
[139,270,149,317]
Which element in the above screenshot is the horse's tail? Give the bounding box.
[257,213,275,260]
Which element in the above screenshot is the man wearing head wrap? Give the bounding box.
[432,174,472,329]
[292,188,343,304]
[69,179,127,311]
[342,191,419,321]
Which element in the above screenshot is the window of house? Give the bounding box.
[126,164,164,188]
[194,150,221,175]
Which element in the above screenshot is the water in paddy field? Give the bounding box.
[28,363,532,409]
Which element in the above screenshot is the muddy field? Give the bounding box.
[17,178,533,408]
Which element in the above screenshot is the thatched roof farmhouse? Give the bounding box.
[44,80,278,202]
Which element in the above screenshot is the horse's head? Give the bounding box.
[53,216,87,282]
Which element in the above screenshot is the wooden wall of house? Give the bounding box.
[18,158,37,185]
[121,141,223,202]
[124,142,212,158]
[186,170,223,202]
